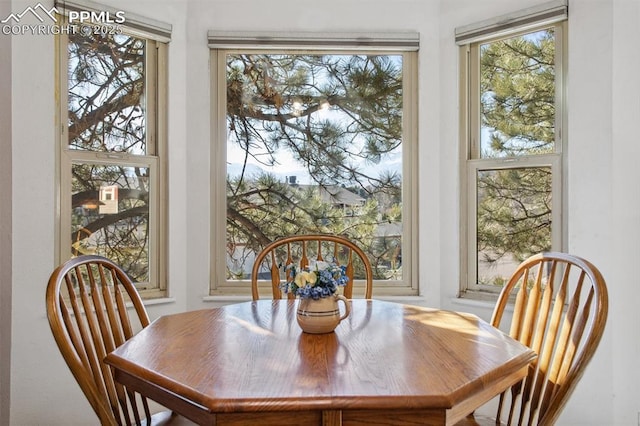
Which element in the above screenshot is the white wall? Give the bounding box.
[7,0,638,424]
[610,0,640,422]
[0,1,13,424]
[10,0,60,423]
[564,1,615,424]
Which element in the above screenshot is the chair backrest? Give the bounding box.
[46,255,153,426]
[250,234,373,300]
[490,252,608,426]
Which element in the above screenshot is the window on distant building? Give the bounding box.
[209,32,419,297]
[56,1,171,298]
[457,1,567,296]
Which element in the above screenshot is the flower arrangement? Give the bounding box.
[282,260,349,299]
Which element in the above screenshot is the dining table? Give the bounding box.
[105,299,536,426]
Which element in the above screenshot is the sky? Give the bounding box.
[227,144,403,185]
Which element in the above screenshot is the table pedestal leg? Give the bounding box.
[323,410,342,426]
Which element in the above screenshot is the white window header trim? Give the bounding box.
[55,0,172,42]
[207,31,419,51]
[455,0,567,45]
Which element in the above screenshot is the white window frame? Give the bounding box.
[208,31,420,297]
[56,1,171,298]
[458,2,568,297]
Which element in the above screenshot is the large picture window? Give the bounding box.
[458,3,567,295]
[209,33,419,296]
[57,3,170,298]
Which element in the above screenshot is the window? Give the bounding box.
[57,2,171,298]
[457,2,567,295]
[209,32,419,297]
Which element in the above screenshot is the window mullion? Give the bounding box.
[402,51,418,293]
[468,44,480,160]
[57,29,70,264]
[145,40,158,157]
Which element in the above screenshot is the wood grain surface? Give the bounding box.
[106,299,536,426]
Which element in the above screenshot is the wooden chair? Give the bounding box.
[46,255,194,426]
[459,252,608,426]
[251,234,373,300]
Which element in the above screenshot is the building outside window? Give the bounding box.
[457,1,567,295]
[209,32,419,297]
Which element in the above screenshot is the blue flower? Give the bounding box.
[281,261,348,299]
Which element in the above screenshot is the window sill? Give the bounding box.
[202,295,252,304]
[452,291,516,314]
[143,297,178,306]
[450,295,496,311]
[202,294,427,306]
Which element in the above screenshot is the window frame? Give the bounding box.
[208,32,419,298]
[56,6,170,299]
[458,18,568,297]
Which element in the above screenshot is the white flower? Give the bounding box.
[310,260,330,271]
[294,270,317,286]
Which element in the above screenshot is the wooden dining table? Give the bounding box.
[105,299,536,426]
